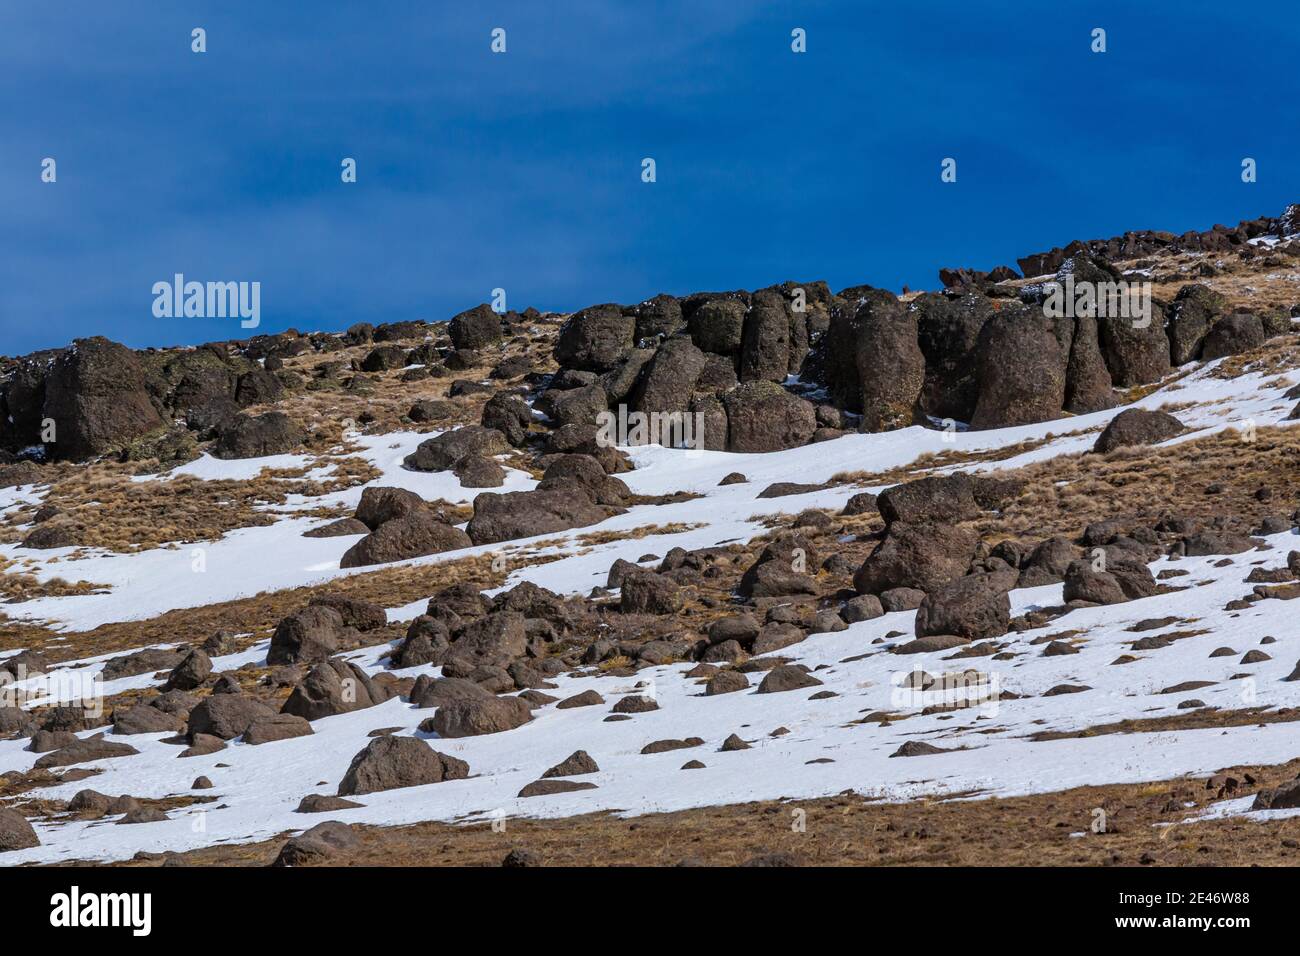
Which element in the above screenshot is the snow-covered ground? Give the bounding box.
[2,359,1296,634]
[1,357,1299,863]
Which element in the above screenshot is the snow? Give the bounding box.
[1,359,1299,862]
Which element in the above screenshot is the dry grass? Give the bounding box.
[830,433,1077,488]
[970,424,1300,546]
[0,548,559,663]
[1029,706,1300,742]
[573,523,708,546]
[1,454,381,554]
[267,319,561,440]
[0,555,105,603]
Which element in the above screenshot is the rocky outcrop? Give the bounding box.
[970,307,1067,429]
[42,337,165,460]
[854,291,924,432]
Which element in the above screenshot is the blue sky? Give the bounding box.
[3,1,1297,354]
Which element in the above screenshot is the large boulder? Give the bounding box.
[0,357,51,450]
[162,649,212,691]
[0,807,39,852]
[448,303,503,350]
[112,703,185,735]
[598,348,655,404]
[689,298,747,355]
[544,382,608,429]
[1167,284,1226,365]
[186,693,277,740]
[212,412,304,459]
[970,307,1067,429]
[353,486,426,531]
[1201,313,1265,361]
[1064,315,1116,414]
[914,572,1015,640]
[392,616,451,668]
[723,381,816,452]
[739,290,791,383]
[913,292,993,422]
[403,426,508,472]
[41,337,165,460]
[1098,306,1171,387]
[620,570,683,614]
[281,659,391,721]
[877,473,980,525]
[1018,536,1080,586]
[337,735,469,795]
[443,611,528,672]
[428,696,534,737]
[244,713,313,745]
[555,305,636,372]
[853,521,978,594]
[854,291,924,432]
[273,820,358,866]
[465,483,611,545]
[480,392,533,446]
[268,606,347,666]
[307,594,387,631]
[1092,408,1184,454]
[627,294,685,342]
[537,455,629,506]
[339,511,472,568]
[632,338,707,415]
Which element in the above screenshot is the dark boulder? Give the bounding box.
[353,486,426,531]
[739,290,791,383]
[853,291,923,432]
[620,570,683,614]
[914,572,1015,640]
[555,305,635,372]
[339,511,472,568]
[632,338,707,415]
[1167,284,1226,364]
[465,484,612,545]
[970,307,1066,429]
[337,735,469,795]
[480,392,533,446]
[0,808,39,852]
[268,606,347,666]
[1064,315,1116,413]
[913,292,993,422]
[428,696,533,737]
[212,412,304,459]
[42,337,165,460]
[403,426,508,472]
[1098,305,1171,387]
[877,473,980,525]
[186,694,277,741]
[854,521,979,594]
[1092,408,1184,454]
[282,658,391,721]
[448,304,503,350]
[723,382,816,452]
[1201,313,1265,361]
